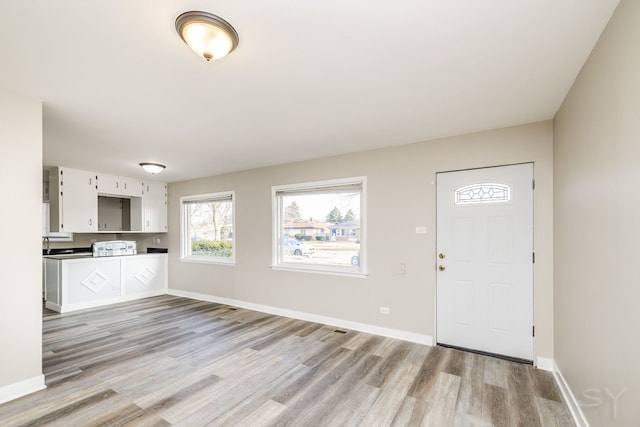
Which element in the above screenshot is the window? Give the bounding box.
[180,191,235,264]
[454,183,511,205]
[272,177,366,276]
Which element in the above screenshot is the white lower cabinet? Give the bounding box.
[44,258,60,305]
[122,254,168,296]
[44,254,167,313]
[64,258,121,305]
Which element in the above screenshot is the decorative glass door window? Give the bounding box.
[454,183,511,205]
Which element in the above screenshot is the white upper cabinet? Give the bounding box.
[120,176,143,197]
[48,167,167,233]
[49,167,98,232]
[97,174,143,197]
[143,181,168,232]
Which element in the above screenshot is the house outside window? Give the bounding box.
[272,177,366,276]
[180,191,235,264]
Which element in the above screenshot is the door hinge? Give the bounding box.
[532,326,535,337]
[532,252,535,263]
[532,179,536,190]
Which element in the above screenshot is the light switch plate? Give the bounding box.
[415,226,427,234]
[392,263,406,276]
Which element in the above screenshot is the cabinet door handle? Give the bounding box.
[124,183,127,190]
[89,178,92,185]
[116,182,119,189]
[89,218,92,226]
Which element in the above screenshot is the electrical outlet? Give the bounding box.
[379,307,390,314]
[415,226,427,234]
[154,238,161,244]
[392,263,406,276]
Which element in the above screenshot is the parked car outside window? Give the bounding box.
[282,236,315,256]
[351,253,360,266]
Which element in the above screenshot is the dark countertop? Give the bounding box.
[43,253,94,260]
[43,246,168,260]
[146,247,168,253]
[42,247,92,256]
[43,252,168,260]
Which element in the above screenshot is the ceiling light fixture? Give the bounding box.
[139,163,166,174]
[175,11,239,61]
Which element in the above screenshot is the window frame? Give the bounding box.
[180,190,236,265]
[271,177,367,277]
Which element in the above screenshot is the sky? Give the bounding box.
[283,192,360,221]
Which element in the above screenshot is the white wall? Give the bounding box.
[0,87,45,402]
[554,0,639,425]
[168,121,554,360]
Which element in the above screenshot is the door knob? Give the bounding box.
[438,265,446,271]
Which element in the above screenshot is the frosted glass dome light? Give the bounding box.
[139,163,166,174]
[175,11,239,61]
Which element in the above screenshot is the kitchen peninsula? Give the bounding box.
[42,166,170,313]
[43,251,167,313]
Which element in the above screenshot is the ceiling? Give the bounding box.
[0,0,619,183]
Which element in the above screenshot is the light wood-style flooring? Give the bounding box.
[0,295,574,426]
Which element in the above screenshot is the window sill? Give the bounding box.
[270,265,367,278]
[180,257,235,266]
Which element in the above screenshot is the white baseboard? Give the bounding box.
[552,360,590,427]
[167,289,433,346]
[0,375,46,405]
[536,356,554,371]
[44,301,62,312]
[47,289,167,313]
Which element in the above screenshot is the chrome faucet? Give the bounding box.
[43,237,50,254]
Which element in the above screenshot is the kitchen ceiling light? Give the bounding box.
[139,163,166,174]
[175,11,239,61]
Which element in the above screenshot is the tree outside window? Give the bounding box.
[273,177,366,275]
[180,191,235,263]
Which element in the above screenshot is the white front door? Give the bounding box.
[436,163,534,361]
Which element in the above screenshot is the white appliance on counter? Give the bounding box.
[92,240,137,257]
